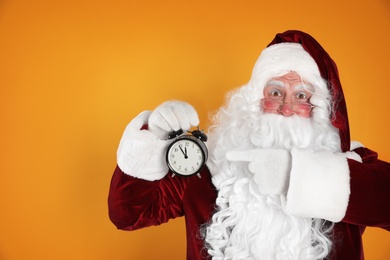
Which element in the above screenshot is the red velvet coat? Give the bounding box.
[108,146,390,260]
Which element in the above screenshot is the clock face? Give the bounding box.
[167,138,205,176]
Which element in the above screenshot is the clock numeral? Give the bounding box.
[185,142,189,146]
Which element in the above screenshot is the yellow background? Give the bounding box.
[1,0,389,259]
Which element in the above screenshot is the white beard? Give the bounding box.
[204,110,340,259]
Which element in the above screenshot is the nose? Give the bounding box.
[279,103,294,117]
[279,92,295,116]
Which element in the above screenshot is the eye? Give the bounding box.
[295,92,307,99]
[269,89,283,97]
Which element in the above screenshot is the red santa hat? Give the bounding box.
[251,30,350,152]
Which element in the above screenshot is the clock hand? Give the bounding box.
[185,147,188,157]
[179,146,188,159]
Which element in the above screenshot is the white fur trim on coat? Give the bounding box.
[286,148,350,222]
[117,111,170,181]
[350,140,364,150]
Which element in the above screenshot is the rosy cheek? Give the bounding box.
[297,111,312,118]
[262,108,275,114]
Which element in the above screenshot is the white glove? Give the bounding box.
[117,111,169,181]
[148,101,200,139]
[226,149,291,195]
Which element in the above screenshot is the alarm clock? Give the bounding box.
[166,128,208,178]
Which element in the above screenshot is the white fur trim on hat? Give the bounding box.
[249,43,324,98]
[253,42,321,78]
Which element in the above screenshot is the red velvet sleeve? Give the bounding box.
[343,147,390,231]
[108,165,187,231]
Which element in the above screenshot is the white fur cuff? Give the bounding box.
[117,111,170,181]
[286,148,350,222]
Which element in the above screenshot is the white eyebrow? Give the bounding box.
[266,80,285,88]
[293,83,314,92]
[265,80,314,92]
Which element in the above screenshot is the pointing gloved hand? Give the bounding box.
[148,101,200,139]
[226,149,292,195]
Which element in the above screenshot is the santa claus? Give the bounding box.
[108,30,390,259]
